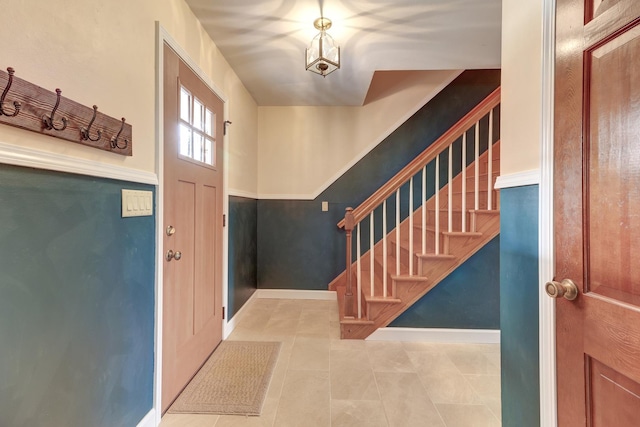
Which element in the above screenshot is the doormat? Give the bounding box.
[168,341,281,416]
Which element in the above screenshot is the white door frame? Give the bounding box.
[153,22,230,425]
[539,0,557,425]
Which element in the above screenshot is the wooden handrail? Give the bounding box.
[337,87,501,228]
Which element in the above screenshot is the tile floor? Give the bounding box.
[160,298,501,427]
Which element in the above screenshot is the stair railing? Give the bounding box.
[339,88,501,319]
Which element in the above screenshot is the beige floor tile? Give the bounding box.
[213,415,269,427]
[401,341,444,352]
[159,413,219,427]
[406,350,461,376]
[331,349,372,371]
[275,370,331,427]
[446,351,500,376]
[435,403,500,427]
[419,371,483,404]
[366,341,416,373]
[331,338,368,351]
[483,351,501,370]
[297,314,332,338]
[331,400,389,427]
[375,372,445,427]
[464,374,501,400]
[330,365,380,400]
[289,337,331,371]
[481,397,502,421]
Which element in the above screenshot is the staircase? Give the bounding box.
[329,88,501,339]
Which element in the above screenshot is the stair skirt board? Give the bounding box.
[366,327,500,344]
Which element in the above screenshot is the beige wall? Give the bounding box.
[257,70,461,198]
[0,0,258,194]
[500,0,543,175]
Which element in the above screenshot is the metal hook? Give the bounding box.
[223,120,232,136]
[81,105,102,142]
[110,117,129,150]
[43,88,68,131]
[0,67,21,117]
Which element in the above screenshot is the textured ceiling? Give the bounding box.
[185,0,502,106]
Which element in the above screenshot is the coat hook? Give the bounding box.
[110,117,128,150]
[0,67,21,117]
[43,88,68,131]
[81,105,102,142]
[223,120,232,136]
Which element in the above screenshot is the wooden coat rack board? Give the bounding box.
[0,67,132,156]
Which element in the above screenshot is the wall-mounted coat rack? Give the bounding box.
[0,67,132,156]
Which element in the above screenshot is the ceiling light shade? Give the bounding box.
[305,17,340,77]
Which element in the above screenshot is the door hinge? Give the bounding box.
[223,214,226,227]
[222,306,226,320]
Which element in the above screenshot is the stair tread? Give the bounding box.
[442,231,483,237]
[363,294,402,304]
[417,253,457,260]
[391,275,429,282]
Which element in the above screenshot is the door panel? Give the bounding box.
[554,0,640,425]
[162,44,224,412]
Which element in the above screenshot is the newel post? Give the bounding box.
[344,207,355,319]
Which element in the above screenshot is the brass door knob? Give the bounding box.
[166,249,182,261]
[545,279,578,301]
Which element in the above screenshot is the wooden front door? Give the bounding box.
[553,0,640,425]
[162,44,224,412]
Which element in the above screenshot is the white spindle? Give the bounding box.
[421,165,426,254]
[396,189,400,275]
[409,177,414,276]
[488,109,494,210]
[383,200,388,298]
[462,132,467,232]
[435,155,440,255]
[474,122,480,211]
[356,223,361,319]
[370,211,374,297]
[448,146,453,233]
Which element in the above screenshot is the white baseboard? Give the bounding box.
[223,290,258,339]
[136,409,156,427]
[366,327,500,343]
[255,289,337,300]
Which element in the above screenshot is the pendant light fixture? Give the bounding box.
[305,17,340,77]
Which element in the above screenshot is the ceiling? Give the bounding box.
[185,0,502,106]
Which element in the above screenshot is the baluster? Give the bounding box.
[344,208,355,319]
[357,222,362,319]
[462,132,467,232]
[409,177,414,276]
[422,165,426,254]
[488,109,494,210]
[435,155,440,255]
[370,211,374,297]
[396,189,400,275]
[383,200,388,298]
[475,122,480,211]
[448,146,453,233]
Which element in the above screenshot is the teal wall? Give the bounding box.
[390,237,500,329]
[499,185,540,427]
[228,196,257,318]
[257,70,501,306]
[0,164,155,427]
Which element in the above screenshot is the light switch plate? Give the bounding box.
[322,201,329,212]
[122,189,153,217]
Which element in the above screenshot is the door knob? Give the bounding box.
[166,225,176,236]
[545,279,578,301]
[166,249,182,261]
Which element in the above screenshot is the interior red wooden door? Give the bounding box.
[162,44,224,412]
[553,1,640,425]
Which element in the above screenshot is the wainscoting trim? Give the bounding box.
[0,141,158,185]
[494,169,540,189]
[367,327,501,343]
